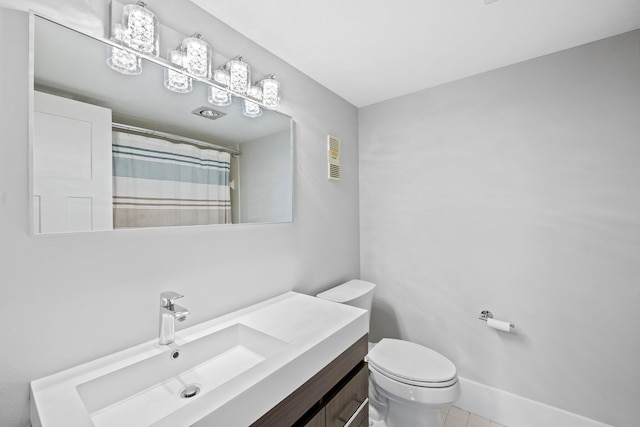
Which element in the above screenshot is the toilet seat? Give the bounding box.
[368,365,460,408]
[366,339,458,388]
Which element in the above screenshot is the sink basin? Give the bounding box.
[77,324,288,426]
[30,292,368,426]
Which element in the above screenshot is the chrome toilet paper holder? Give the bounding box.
[479,310,494,321]
[479,310,515,328]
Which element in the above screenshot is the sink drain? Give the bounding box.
[179,384,201,399]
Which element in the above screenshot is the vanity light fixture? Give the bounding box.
[180,33,212,78]
[164,49,192,93]
[242,85,263,118]
[109,2,283,116]
[208,68,232,106]
[108,0,159,75]
[121,1,159,56]
[256,74,280,110]
[164,33,210,93]
[107,23,142,75]
[225,57,251,95]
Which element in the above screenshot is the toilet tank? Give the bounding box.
[316,280,376,324]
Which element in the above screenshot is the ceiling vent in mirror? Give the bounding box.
[192,107,226,120]
[327,135,341,180]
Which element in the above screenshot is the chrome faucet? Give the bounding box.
[159,291,190,345]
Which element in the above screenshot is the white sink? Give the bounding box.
[78,324,288,426]
[30,292,368,426]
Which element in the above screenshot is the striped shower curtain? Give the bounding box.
[112,131,231,228]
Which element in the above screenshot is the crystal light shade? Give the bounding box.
[243,85,263,118]
[107,23,142,75]
[208,69,232,106]
[106,5,283,113]
[257,75,280,110]
[180,33,212,78]
[122,1,159,56]
[226,58,250,94]
[164,50,192,93]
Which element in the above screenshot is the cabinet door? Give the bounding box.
[302,407,325,427]
[326,364,368,427]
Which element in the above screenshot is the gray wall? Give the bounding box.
[359,30,640,426]
[0,2,360,426]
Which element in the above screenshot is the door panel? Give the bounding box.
[33,91,113,233]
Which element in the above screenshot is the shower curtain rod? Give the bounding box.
[112,123,241,156]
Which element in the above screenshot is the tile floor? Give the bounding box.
[369,405,505,427]
[441,406,506,427]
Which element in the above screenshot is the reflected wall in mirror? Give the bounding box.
[31,16,293,234]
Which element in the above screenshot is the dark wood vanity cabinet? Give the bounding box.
[322,362,368,427]
[251,335,369,427]
[299,362,368,427]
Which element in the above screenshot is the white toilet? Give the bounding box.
[317,280,460,427]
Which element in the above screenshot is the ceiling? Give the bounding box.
[191,0,640,107]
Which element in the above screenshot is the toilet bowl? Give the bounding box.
[317,280,460,427]
[367,338,460,427]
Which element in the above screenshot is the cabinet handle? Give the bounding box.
[343,398,368,427]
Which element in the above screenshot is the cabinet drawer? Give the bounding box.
[325,363,368,427]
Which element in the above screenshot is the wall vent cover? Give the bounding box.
[327,135,341,180]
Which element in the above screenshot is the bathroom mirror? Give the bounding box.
[31,15,293,234]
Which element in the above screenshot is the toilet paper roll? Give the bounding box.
[487,318,512,332]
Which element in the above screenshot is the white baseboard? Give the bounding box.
[456,377,613,427]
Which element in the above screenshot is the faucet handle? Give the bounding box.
[160,291,183,307]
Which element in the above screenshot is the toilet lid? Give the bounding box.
[366,339,457,385]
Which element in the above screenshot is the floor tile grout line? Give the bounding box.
[442,406,506,427]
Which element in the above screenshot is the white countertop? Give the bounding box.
[30,292,368,427]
